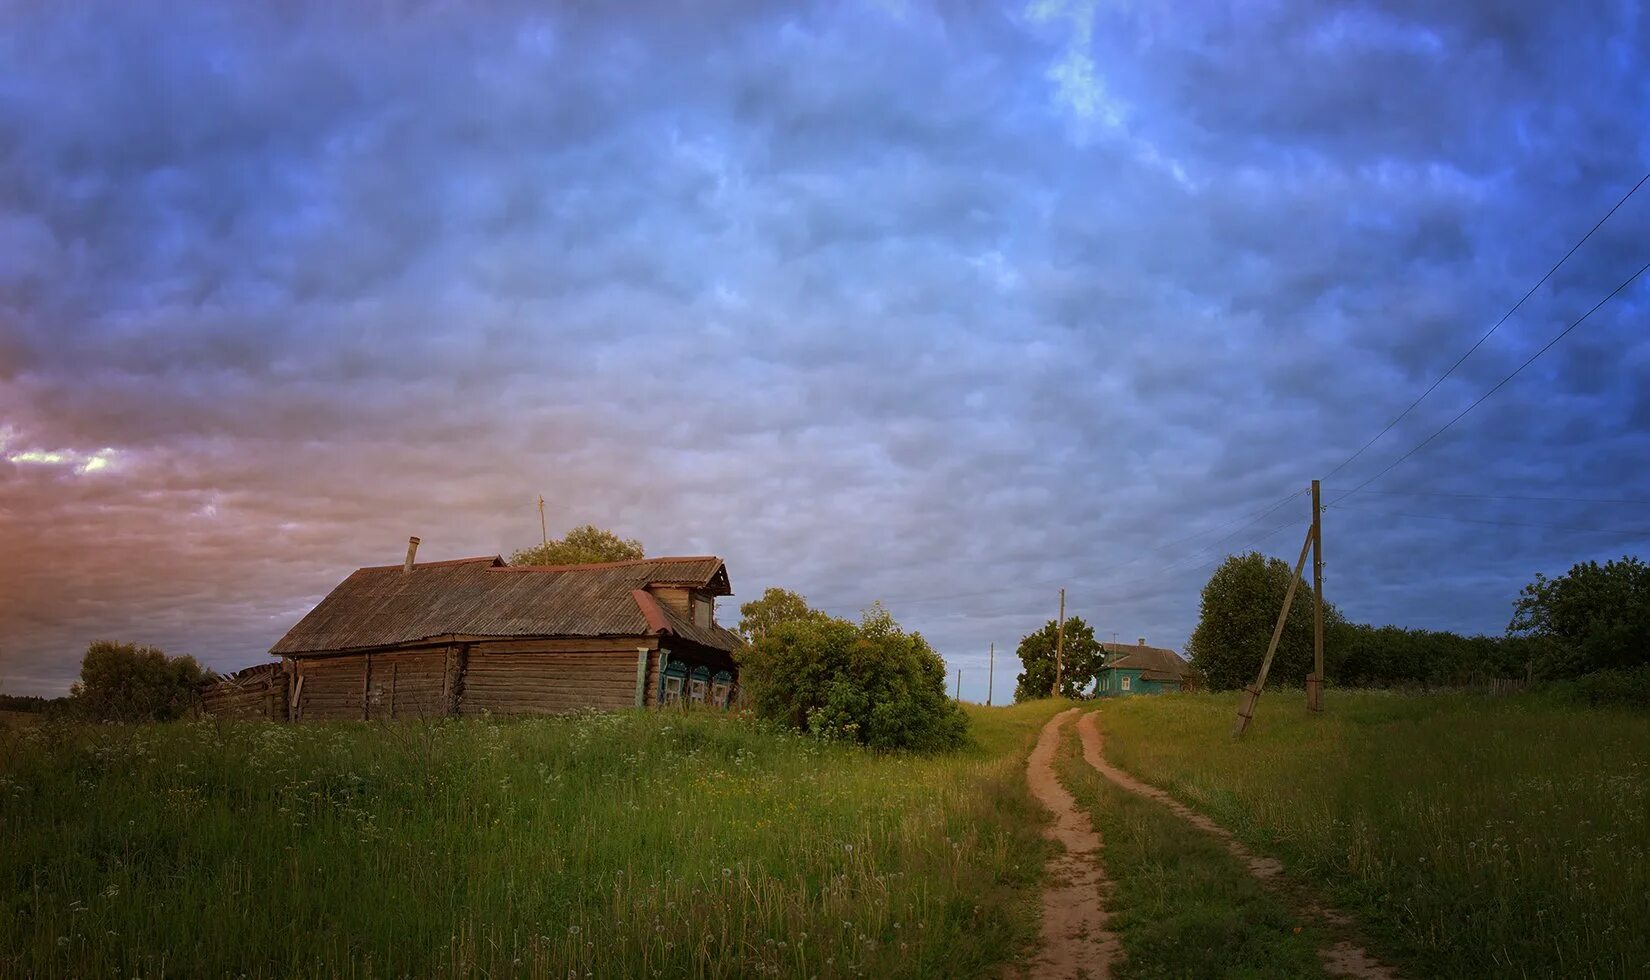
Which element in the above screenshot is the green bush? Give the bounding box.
[1511,556,1650,676]
[738,604,968,752]
[1550,665,1650,708]
[68,640,205,722]
[1327,623,1542,688]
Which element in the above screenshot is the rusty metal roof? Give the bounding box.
[1100,641,1190,680]
[271,555,742,656]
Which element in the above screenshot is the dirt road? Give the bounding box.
[1074,710,1399,980]
[1015,708,1120,979]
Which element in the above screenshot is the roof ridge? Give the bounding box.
[493,555,721,573]
[358,555,503,571]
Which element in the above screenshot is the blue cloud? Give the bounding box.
[1,0,1647,697]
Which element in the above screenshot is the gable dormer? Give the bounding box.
[642,559,731,628]
[646,585,718,626]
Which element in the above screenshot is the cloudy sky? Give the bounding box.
[3,1,1648,698]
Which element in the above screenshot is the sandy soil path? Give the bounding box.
[1012,708,1121,980]
[1074,711,1400,980]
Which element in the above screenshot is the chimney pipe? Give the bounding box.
[1138,637,1146,646]
[404,536,421,573]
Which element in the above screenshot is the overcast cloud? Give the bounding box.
[3,0,1649,698]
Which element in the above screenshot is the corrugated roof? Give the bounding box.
[271,555,742,656]
[1100,641,1190,680]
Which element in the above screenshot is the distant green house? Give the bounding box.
[1095,639,1190,696]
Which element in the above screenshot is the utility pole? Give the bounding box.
[1308,479,1325,713]
[955,669,962,702]
[1234,521,1314,737]
[537,495,548,548]
[987,642,995,706]
[1051,588,1066,698]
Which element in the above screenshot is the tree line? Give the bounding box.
[1187,551,1649,702]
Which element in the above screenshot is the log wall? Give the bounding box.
[460,650,638,715]
[199,666,288,721]
[284,637,681,720]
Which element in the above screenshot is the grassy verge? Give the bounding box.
[1054,714,1323,979]
[0,700,1065,978]
[1094,691,1650,977]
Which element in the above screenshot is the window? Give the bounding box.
[689,678,708,703]
[694,595,713,627]
[663,675,683,706]
[1121,676,1131,692]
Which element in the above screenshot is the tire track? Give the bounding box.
[1013,707,1121,979]
[1074,710,1399,980]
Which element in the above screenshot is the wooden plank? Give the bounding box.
[1234,522,1315,738]
[469,636,656,655]
[634,647,650,707]
[1308,478,1325,713]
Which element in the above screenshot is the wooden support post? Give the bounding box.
[656,650,671,708]
[1054,589,1066,695]
[955,668,962,702]
[439,645,453,713]
[634,647,650,707]
[1233,522,1315,738]
[361,653,372,720]
[389,661,399,719]
[442,644,467,716]
[291,671,305,723]
[1308,479,1325,713]
[987,642,995,706]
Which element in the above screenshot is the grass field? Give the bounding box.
[0,708,44,730]
[1,701,1064,979]
[1054,722,1324,978]
[1093,691,1650,978]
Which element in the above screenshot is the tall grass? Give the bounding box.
[1095,691,1650,977]
[0,701,1064,978]
[1052,721,1323,979]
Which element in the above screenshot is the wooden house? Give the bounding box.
[256,541,743,721]
[1094,638,1191,696]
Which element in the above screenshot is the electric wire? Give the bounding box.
[1328,257,1650,506]
[1324,487,1650,506]
[1322,170,1650,482]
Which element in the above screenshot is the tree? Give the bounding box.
[1509,556,1650,677]
[738,603,968,752]
[1013,616,1101,701]
[69,641,206,722]
[737,587,830,642]
[509,524,644,566]
[1187,551,1339,691]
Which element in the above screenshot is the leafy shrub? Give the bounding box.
[738,604,968,752]
[68,640,205,722]
[1327,623,1544,688]
[1550,666,1650,709]
[1511,556,1650,676]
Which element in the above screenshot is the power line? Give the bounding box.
[1325,487,1650,506]
[827,487,1312,613]
[1330,504,1650,537]
[1149,489,1308,580]
[1323,170,1650,482]
[1329,257,1650,506]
